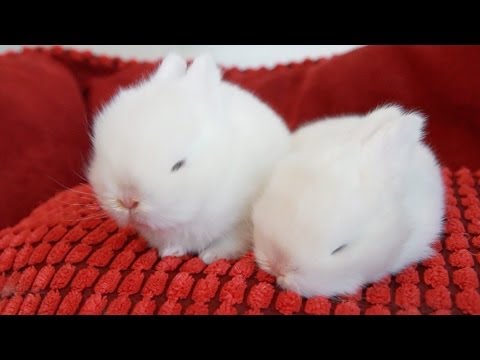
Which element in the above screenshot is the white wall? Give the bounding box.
[0,45,362,69]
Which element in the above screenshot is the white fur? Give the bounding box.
[88,53,291,264]
[252,105,445,298]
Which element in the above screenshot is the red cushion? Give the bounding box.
[292,46,480,171]
[0,167,479,315]
[70,45,480,170]
[0,51,90,229]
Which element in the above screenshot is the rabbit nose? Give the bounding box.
[119,197,139,210]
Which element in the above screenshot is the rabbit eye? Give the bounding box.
[171,159,185,172]
[331,244,347,255]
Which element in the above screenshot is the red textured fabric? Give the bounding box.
[1,46,480,229]
[0,51,90,228]
[61,45,480,172]
[0,167,479,315]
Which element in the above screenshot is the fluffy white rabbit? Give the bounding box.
[88,53,291,264]
[252,105,445,298]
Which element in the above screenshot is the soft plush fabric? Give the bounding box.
[70,45,480,170]
[1,46,480,315]
[1,46,480,229]
[0,167,479,315]
[0,51,90,228]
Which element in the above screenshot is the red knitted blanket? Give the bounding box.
[1,167,479,315]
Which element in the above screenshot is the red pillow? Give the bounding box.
[0,167,479,315]
[0,52,90,229]
[292,46,480,170]
[77,45,480,170]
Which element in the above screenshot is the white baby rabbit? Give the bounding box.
[252,105,445,298]
[88,53,290,264]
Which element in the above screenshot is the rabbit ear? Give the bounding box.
[360,105,426,163]
[185,54,222,90]
[151,53,187,81]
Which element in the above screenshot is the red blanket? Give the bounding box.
[0,167,479,315]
